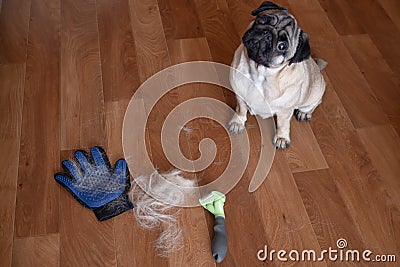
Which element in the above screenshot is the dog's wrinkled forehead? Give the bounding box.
[251,1,287,16]
[251,1,294,28]
[253,11,294,28]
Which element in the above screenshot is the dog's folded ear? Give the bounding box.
[289,31,311,65]
[251,1,287,16]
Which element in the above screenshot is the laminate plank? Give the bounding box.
[167,37,229,266]
[0,64,25,267]
[284,120,328,173]
[0,0,31,64]
[15,0,60,237]
[113,98,169,267]
[193,0,242,110]
[123,2,177,265]
[254,152,327,266]
[147,88,210,266]
[293,169,367,266]
[288,0,388,129]
[59,149,117,267]
[158,0,204,40]
[345,0,400,75]
[128,0,170,81]
[194,0,240,65]
[357,125,400,250]
[311,97,399,257]
[0,64,25,142]
[12,234,59,267]
[224,0,256,37]
[105,100,168,267]
[60,0,106,150]
[205,96,271,265]
[141,92,204,265]
[318,0,365,35]
[342,34,400,134]
[144,39,213,264]
[378,0,400,31]
[97,0,140,102]
[105,100,129,161]
[167,37,228,185]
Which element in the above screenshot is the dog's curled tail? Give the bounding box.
[314,58,328,71]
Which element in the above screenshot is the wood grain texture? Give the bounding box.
[311,99,399,258]
[12,234,59,267]
[0,64,25,267]
[0,0,31,64]
[128,0,170,81]
[318,0,365,35]
[60,0,106,150]
[378,0,400,31]
[159,0,204,40]
[357,125,400,251]
[167,37,228,184]
[345,0,400,75]
[105,100,169,267]
[59,149,117,267]
[194,0,240,65]
[293,169,367,266]
[290,1,387,128]
[255,152,327,267]
[288,0,388,129]
[342,34,400,134]
[105,100,129,160]
[15,0,60,237]
[167,37,227,266]
[97,0,140,102]
[1,0,399,265]
[284,120,328,173]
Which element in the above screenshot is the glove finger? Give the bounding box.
[74,150,93,175]
[62,159,83,181]
[90,146,112,172]
[54,172,74,188]
[113,159,130,185]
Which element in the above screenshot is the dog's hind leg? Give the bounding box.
[294,99,322,122]
[294,109,313,122]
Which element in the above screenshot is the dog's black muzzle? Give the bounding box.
[242,27,273,66]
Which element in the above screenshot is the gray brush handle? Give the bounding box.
[212,216,228,263]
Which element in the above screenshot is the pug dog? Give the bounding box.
[228,1,327,149]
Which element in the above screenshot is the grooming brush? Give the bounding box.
[199,191,228,263]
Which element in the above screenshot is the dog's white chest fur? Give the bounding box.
[230,44,324,118]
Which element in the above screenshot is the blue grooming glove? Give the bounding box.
[55,146,133,221]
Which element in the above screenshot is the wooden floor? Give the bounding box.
[0,0,399,266]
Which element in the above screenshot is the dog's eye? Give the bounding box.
[277,41,288,52]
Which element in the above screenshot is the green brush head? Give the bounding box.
[199,191,226,218]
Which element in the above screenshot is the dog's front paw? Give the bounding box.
[228,121,245,134]
[294,109,312,122]
[273,135,291,150]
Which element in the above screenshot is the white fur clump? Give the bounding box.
[129,170,195,256]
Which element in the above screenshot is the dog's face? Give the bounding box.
[242,1,310,68]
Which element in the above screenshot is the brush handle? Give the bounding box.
[212,216,228,263]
